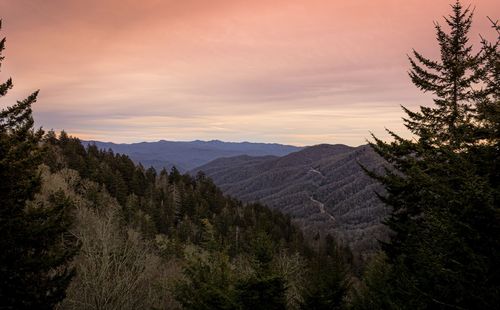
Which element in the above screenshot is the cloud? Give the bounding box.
[1,0,498,145]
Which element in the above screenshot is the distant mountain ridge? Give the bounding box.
[192,144,389,256]
[81,139,302,172]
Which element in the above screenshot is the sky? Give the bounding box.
[0,0,498,146]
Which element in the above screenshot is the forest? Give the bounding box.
[0,1,499,309]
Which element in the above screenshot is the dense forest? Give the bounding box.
[1,1,499,309]
[44,131,353,309]
[3,104,351,309]
[192,143,388,260]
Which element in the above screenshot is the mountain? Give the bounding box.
[40,133,334,309]
[81,139,302,172]
[192,144,389,256]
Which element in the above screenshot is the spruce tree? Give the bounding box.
[300,235,349,310]
[404,1,483,149]
[0,21,78,309]
[367,2,500,309]
[474,19,499,194]
[235,232,287,310]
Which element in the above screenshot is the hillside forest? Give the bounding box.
[0,1,499,309]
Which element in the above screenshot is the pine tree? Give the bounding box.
[0,21,78,309]
[173,245,238,310]
[235,232,287,310]
[300,235,349,310]
[474,18,500,193]
[404,1,482,149]
[367,2,500,309]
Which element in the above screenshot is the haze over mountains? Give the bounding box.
[193,144,389,256]
[82,139,301,172]
[85,139,389,255]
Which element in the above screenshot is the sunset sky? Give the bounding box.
[1,0,498,146]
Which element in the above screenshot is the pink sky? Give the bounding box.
[0,0,498,146]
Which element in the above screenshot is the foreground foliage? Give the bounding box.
[0,21,78,309]
[360,2,500,309]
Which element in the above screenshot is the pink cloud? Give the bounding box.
[1,0,498,145]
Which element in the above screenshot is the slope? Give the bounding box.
[193,144,389,256]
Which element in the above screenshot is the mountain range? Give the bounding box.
[81,139,301,172]
[192,144,389,256]
[84,139,389,256]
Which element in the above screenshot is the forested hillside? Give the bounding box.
[193,144,389,257]
[3,123,354,309]
[43,132,353,309]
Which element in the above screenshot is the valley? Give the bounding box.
[192,144,390,255]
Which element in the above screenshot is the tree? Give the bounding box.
[63,204,161,310]
[0,21,77,309]
[367,2,500,309]
[474,18,500,199]
[173,245,237,310]
[235,232,287,310]
[235,275,287,310]
[300,235,349,310]
[404,1,483,149]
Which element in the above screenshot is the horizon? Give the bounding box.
[1,0,498,146]
[85,138,304,147]
[83,137,354,148]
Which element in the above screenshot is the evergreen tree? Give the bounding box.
[404,1,482,149]
[474,18,500,197]
[367,2,500,309]
[235,276,287,310]
[235,232,287,310]
[300,235,349,310]
[0,21,77,309]
[173,246,237,310]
